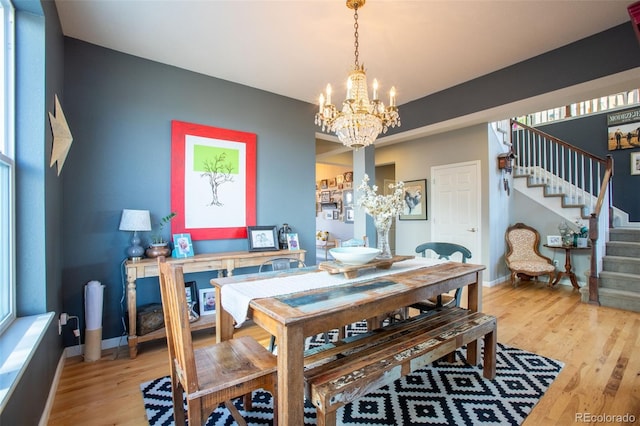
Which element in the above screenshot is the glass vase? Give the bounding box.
[374,218,393,259]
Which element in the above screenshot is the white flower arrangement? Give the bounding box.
[356,174,405,229]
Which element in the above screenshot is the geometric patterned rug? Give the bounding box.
[141,324,564,425]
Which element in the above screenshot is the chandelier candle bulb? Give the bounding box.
[372,79,378,100]
[319,94,324,113]
[390,87,396,107]
[325,84,332,105]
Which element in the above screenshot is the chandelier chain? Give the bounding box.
[353,7,359,68]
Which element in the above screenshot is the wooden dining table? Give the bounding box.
[212,260,485,425]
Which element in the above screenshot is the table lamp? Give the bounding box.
[119,209,151,261]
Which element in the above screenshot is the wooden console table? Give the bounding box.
[544,244,589,289]
[124,249,305,358]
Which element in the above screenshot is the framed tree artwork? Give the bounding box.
[170,120,256,240]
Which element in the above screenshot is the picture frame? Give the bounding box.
[247,225,279,251]
[547,235,562,246]
[344,206,355,223]
[343,171,353,182]
[320,191,331,203]
[631,151,640,175]
[399,179,428,220]
[607,107,640,151]
[184,280,197,304]
[286,233,300,251]
[336,174,344,186]
[173,233,194,258]
[328,178,337,188]
[343,189,354,206]
[171,120,256,240]
[332,210,339,220]
[198,288,216,316]
[343,181,352,189]
[320,179,328,189]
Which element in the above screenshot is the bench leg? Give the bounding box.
[483,329,497,380]
[316,408,337,426]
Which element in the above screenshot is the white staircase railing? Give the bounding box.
[510,119,614,305]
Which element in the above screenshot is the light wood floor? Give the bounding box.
[48,280,640,425]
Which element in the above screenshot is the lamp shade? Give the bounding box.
[119,209,151,232]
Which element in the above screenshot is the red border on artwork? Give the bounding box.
[170,120,256,240]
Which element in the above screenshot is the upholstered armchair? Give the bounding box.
[505,223,556,287]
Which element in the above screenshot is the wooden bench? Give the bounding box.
[303,307,497,426]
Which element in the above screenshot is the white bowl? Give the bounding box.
[329,247,381,265]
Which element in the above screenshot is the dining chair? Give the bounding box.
[410,242,472,312]
[157,257,278,426]
[258,257,331,352]
[505,222,556,286]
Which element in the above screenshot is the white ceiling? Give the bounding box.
[55,0,634,106]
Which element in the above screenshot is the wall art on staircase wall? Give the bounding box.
[607,107,640,151]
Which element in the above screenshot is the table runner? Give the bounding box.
[221,257,447,326]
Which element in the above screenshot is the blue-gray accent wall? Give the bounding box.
[61,38,318,345]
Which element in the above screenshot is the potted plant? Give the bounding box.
[146,212,176,258]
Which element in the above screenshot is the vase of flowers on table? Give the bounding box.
[357,174,405,259]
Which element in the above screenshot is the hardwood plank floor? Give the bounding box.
[48,281,640,425]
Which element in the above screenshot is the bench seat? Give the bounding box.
[303,307,497,426]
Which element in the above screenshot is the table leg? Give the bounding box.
[215,286,235,343]
[277,324,305,425]
[126,269,138,359]
[466,271,482,365]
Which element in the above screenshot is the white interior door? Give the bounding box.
[430,161,481,264]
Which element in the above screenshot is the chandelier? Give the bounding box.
[315,0,400,149]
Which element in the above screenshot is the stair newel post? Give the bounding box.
[588,213,600,305]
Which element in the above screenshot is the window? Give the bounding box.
[0,0,14,334]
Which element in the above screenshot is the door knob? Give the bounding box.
[467,228,477,232]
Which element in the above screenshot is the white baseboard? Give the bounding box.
[63,335,127,358]
[39,352,65,426]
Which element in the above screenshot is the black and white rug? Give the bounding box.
[141,325,563,425]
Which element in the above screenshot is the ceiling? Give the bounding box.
[55,0,638,157]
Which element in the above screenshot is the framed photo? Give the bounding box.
[631,151,640,175]
[547,235,562,246]
[332,210,339,220]
[328,178,337,188]
[184,281,197,304]
[343,181,352,189]
[343,171,353,182]
[287,233,300,251]
[336,174,344,186]
[247,225,279,251]
[607,107,640,151]
[173,233,194,258]
[320,191,331,203]
[399,179,428,220]
[198,288,216,316]
[343,189,354,206]
[320,179,328,189]
[171,120,256,240]
[344,206,355,223]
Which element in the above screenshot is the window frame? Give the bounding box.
[0,0,15,334]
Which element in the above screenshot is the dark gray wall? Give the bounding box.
[61,38,318,344]
[393,23,640,136]
[4,0,64,423]
[538,111,640,221]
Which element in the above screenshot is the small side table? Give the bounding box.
[544,244,590,289]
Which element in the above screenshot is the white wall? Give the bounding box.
[374,124,494,276]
